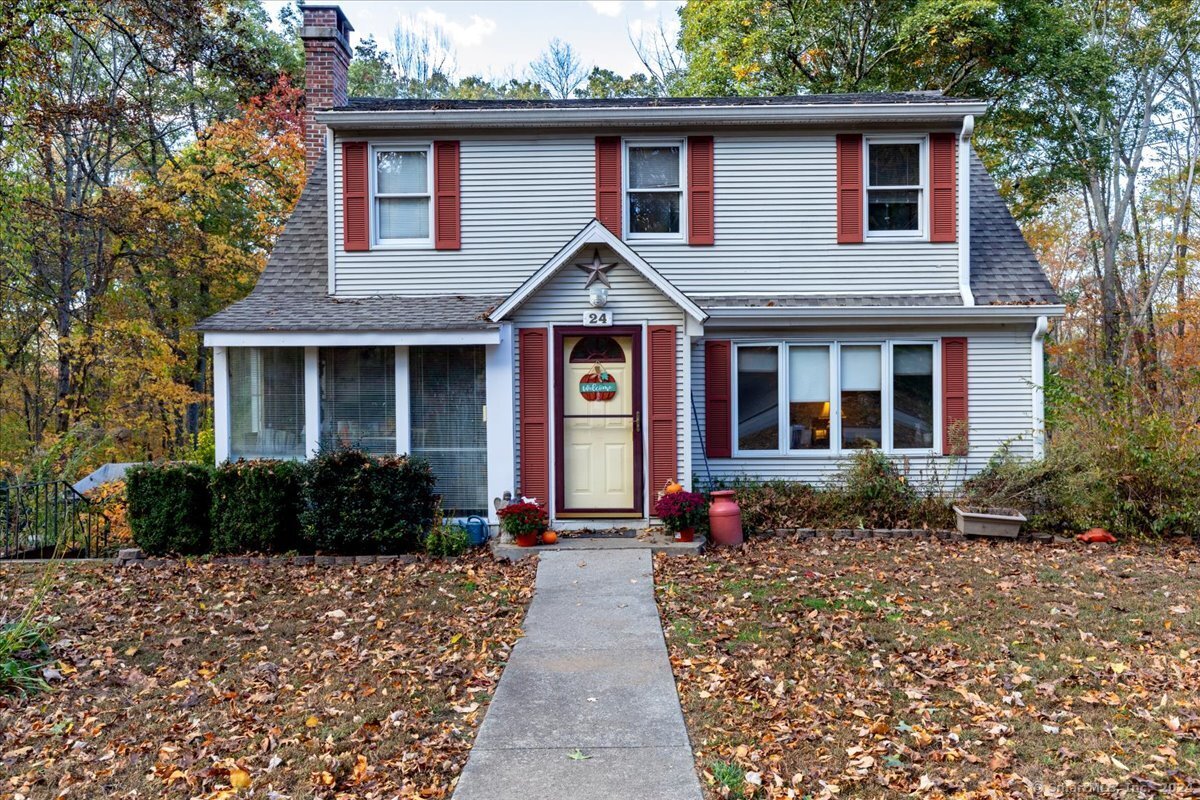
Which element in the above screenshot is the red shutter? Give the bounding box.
[648,326,678,512]
[687,136,714,246]
[941,337,969,455]
[836,134,863,244]
[705,340,732,459]
[595,136,622,236]
[518,328,550,504]
[433,140,461,250]
[342,141,370,251]
[929,132,957,243]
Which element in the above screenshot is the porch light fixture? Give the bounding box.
[588,284,609,308]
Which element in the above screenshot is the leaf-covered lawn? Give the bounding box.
[1,556,534,799]
[656,538,1200,799]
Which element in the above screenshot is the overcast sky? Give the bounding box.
[263,1,685,82]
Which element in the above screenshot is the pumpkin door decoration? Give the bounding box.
[579,363,618,402]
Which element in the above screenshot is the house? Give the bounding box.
[197,5,1062,525]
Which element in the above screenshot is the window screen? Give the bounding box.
[319,347,396,455]
[229,347,305,460]
[410,346,487,516]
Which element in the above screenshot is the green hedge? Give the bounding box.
[211,460,306,554]
[301,449,437,555]
[126,463,213,555]
[125,451,439,557]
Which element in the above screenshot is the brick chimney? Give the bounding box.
[300,4,352,174]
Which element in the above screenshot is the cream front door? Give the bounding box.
[560,333,639,514]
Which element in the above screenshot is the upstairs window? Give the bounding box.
[374,146,431,243]
[626,142,683,237]
[866,139,923,236]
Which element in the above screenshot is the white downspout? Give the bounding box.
[1031,315,1048,458]
[958,115,975,307]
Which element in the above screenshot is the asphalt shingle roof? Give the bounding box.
[195,160,503,332]
[336,92,980,113]
[197,144,1059,333]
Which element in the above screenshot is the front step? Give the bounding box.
[491,530,705,561]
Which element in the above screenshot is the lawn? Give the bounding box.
[1,555,534,799]
[656,537,1200,800]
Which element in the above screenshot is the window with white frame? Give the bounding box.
[866,139,923,235]
[229,347,305,460]
[626,142,683,236]
[374,146,431,242]
[733,341,937,455]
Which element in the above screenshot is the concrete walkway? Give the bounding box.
[452,549,703,800]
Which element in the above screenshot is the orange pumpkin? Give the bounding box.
[541,531,559,545]
[664,480,684,495]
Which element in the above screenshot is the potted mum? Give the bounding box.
[653,490,707,543]
[497,500,548,547]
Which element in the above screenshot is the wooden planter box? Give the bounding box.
[953,506,1026,538]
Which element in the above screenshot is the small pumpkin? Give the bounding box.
[664,480,684,495]
[541,531,559,545]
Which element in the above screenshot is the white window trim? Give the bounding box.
[370,142,434,248]
[731,338,940,458]
[864,135,927,241]
[623,138,687,242]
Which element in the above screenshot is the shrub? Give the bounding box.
[301,449,437,555]
[653,490,709,535]
[425,522,469,557]
[211,460,306,554]
[126,463,212,555]
[827,448,923,529]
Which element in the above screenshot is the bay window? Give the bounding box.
[626,142,683,237]
[374,146,431,243]
[866,139,923,235]
[732,340,940,455]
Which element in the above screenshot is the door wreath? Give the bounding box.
[579,363,618,401]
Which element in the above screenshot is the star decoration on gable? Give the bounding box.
[575,248,619,288]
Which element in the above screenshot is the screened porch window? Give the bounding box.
[229,347,304,460]
[410,346,487,516]
[319,347,396,455]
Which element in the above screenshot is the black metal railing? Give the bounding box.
[0,480,110,559]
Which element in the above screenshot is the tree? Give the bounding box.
[349,36,401,98]
[391,15,455,99]
[530,38,589,100]
[579,67,661,98]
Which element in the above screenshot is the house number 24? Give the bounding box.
[582,311,613,326]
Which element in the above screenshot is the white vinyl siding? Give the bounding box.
[691,324,1036,489]
[331,132,961,298]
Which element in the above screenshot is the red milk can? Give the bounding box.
[708,490,743,546]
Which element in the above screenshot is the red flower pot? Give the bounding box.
[708,490,743,546]
[514,532,539,547]
[674,527,695,543]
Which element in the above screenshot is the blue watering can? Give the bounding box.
[464,516,492,547]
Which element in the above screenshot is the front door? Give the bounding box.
[557,330,642,516]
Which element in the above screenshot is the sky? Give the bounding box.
[262,0,685,82]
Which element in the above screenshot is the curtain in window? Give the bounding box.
[840,345,882,449]
[229,347,304,460]
[319,347,396,455]
[893,344,935,449]
[410,346,487,516]
[788,346,831,450]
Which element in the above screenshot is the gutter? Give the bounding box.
[1031,315,1049,458]
[315,102,989,131]
[959,115,976,306]
[702,304,1066,327]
